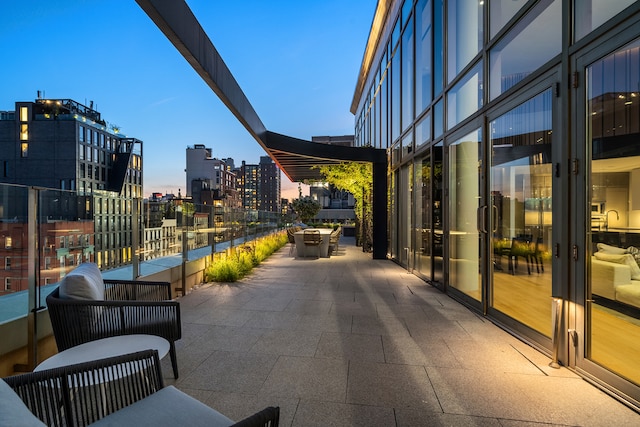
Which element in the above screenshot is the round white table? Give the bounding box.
[35,334,170,372]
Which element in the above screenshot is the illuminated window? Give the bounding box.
[21,143,28,157]
[20,106,28,122]
[20,124,28,140]
[5,236,12,249]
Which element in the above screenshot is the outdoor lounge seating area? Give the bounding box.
[0,261,281,426]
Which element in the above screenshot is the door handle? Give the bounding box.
[477,206,488,234]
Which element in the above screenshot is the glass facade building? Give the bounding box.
[352,0,640,409]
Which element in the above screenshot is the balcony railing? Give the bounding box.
[0,183,289,374]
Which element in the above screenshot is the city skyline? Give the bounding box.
[0,0,376,200]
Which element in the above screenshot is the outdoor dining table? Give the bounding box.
[294,228,333,258]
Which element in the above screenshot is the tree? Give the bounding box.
[291,196,321,223]
[316,162,373,251]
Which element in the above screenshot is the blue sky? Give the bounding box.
[0,0,375,199]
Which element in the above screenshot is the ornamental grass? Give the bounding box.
[204,231,288,282]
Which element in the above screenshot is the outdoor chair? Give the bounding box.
[302,229,322,258]
[329,228,341,255]
[286,227,297,256]
[46,263,182,379]
[1,350,280,427]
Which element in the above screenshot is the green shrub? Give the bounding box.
[204,231,288,283]
[206,258,239,282]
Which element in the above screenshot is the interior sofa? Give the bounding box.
[591,243,640,309]
[1,350,279,427]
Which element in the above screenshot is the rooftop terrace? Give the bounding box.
[160,236,640,426]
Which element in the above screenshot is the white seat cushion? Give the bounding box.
[89,386,234,427]
[0,379,47,427]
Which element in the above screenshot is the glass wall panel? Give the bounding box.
[402,132,413,159]
[447,0,483,83]
[448,129,481,300]
[415,153,432,278]
[399,164,413,268]
[389,170,398,259]
[434,0,444,94]
[490,89,553,337]
[489,0,527,39]
[415,0,433,115]
[489,0,561,100]
[402,14,415,131]
[392,49,402,143]
[587,38,640,386]
[575,0,636,41]
[416,112,431,150]
[381,54,389,148]
[434,99,444,138]
[433,142,444,284]
[447,62,483,130]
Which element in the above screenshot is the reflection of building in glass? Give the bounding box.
[0,97,143,274]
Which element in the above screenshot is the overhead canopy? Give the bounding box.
[264,131,385,182]
[135,0,384,182]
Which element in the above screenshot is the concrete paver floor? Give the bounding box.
[163,236,640,426]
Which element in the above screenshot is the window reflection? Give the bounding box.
[490,88,553,337]
[489,0,561,100]
[447,0,483,83]
[588,37,640,386]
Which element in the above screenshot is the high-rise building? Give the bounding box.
[236,161,259,211]
[258,156,280,213]
[0,97,143,274]
[185,145,239,207]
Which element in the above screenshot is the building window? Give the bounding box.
[447,61,483,130]
[79,126,85,143]
[19,106,28,122]
[20,124,28,140]
[5,257,10,270]
[489,0,561,101]
[401,13,415,132]
[4,278,11,291]
[5,236,12,249]
[415,0,433,116]
[574,0,636,41]
[489,0,527,39]
[21,142,28,157]
[447,0,483,83]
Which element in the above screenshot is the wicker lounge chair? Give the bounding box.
[2,350,279,427]
[46,263,182,379]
